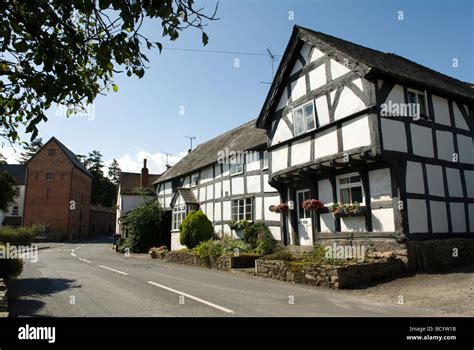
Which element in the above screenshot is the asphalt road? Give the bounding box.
[8,238,447,317]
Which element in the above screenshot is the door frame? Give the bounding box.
[296,189,313,246]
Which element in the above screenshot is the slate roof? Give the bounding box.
[155,119,267,183]
[0,164,26,184]
[119,172,161,195]
[257,25,474,127]
[170,188,198,207]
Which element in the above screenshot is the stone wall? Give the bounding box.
[255,257,407,289]
[0,278,7,317]
[162,251,259,271]
[407,238,474,272]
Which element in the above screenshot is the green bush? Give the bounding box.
[220,236,252,255]
[0,226,39,246]
[254,226,276,255]
[263,249,296,261]
[0,257,24,279]
[243,221,267,248]
[193,240,224,259]
[120,200,164,253]
[149,246,168,259]
[301,246,328,264]
[179,210,214,249]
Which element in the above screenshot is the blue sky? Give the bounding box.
[2,0,473,173]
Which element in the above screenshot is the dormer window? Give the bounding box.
[293,101,316,136]
[407,89,429,120]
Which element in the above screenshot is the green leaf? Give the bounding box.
[202,32,209,46]
[112,84,118,92]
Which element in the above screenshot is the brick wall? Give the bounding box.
[23,139,92,239]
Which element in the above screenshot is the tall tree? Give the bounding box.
[0,172,18,211]
[85,150,116,206]
[108,159,121,185]
[0,1,219,141]
[85,150,104,177]
[18,138,43,164]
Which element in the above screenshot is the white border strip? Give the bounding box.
[99,265,128,275]
[147,281,234,314]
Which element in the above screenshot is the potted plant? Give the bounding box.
[302,199,324,211]
[270,203,289,214]
[330,203,348,217]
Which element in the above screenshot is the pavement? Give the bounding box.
[7,238,454,317]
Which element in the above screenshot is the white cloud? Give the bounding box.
[105,150,185,175]
[0,144,21,164]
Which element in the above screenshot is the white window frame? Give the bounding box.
[230,162,244,176]
[292,101,317,136]
[336,173,365,205]
[231,197,253,221]
[172,204,187,231]
[407,88,429,119]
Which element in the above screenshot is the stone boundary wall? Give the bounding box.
[255,257,407,289]
[407,239,474,272]
[158,251,259,271]
[0,278,8,317]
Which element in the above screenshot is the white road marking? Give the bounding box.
[71,253,76,257]
[99,265,128,275]
[79,258,92,264]
[147,281,234,314]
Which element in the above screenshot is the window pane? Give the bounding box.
[245,212,252,221]
[418,93,427,115]
[246,198,252,205]
[339,177,349,185]
[293,108,304,135]
[340,188,351,203]
[351,186,363,203]
[408,91,417,104]
[304,103,315,130]
[350,176,361,183]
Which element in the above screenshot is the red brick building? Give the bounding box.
[23,137,92,239]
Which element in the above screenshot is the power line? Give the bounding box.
[163,47,283,57]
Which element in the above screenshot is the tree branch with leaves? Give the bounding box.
[0,0,219,141]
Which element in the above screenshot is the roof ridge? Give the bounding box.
[297,26,473,88]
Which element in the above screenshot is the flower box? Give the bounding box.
[269,203,289,214]
[302,199,324,211]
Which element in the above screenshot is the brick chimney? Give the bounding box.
[140,159,149,188]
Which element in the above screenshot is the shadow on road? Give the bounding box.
[8,277,81,317]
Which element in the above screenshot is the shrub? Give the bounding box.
[0,226,39,246]
[243,221,267,249]
[179,210,214,249]
[254,226,276,255]
[0,172,18,212]
[121,200,164,253]
[149,246,168,259]
[193,240,224,259]
[302,246,328,264]
[0,256,24,279]
[263,249,296,261]
[220,236,252,255]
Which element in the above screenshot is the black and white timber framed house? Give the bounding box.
[256,25,473,250]
[155,120,281,250]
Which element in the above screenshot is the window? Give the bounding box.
[172,205,187,231]
[232,197,253,221]
[230,162,243,175]
[263,150,268,169]
[297,190,310,220]
[12,206,19,216]
[337,174,364,204]
[46,172,54,180]
[407,89,429,119]
[188,204,197,212]
[293,101,316,136]
[48,149,56,156]
[191,173,199,186]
